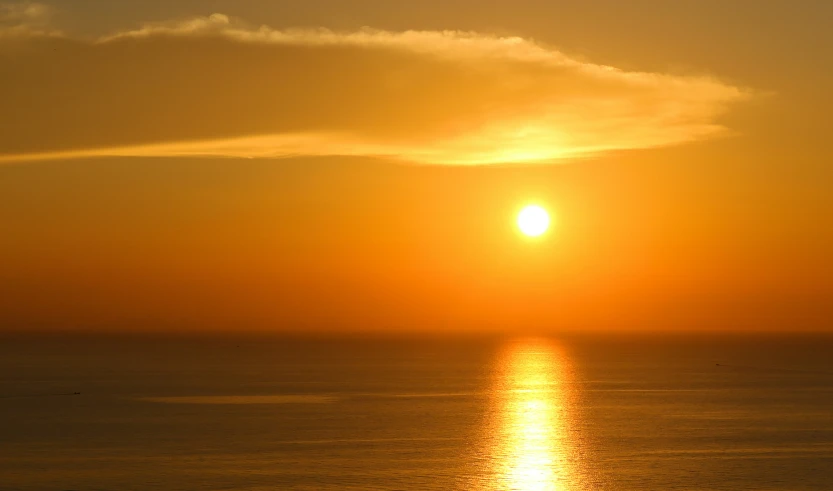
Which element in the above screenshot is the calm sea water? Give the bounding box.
[1,334,832,490]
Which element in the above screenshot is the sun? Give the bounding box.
[517,205,550,237]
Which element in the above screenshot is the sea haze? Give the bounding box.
[1,333,832,490]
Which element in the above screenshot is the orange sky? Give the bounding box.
[1,1,832,332]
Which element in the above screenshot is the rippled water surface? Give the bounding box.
[2,334,832,490]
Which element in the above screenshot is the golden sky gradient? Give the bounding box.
[1,1,832,332]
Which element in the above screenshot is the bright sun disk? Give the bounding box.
[517,205,550,237]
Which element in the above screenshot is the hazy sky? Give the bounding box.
[1,1,831,332]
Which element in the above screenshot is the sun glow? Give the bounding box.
[517,205,551,237]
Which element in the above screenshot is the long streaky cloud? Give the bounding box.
[0,7,752,165]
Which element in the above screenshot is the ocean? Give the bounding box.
[1,333,832,490]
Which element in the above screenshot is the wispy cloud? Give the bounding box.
[0,1,55,36]
[0,9,752,165]
[0,1,49,22]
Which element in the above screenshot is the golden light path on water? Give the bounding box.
[478,338,578,491]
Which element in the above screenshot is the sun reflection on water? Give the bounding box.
[485,338,576,491]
